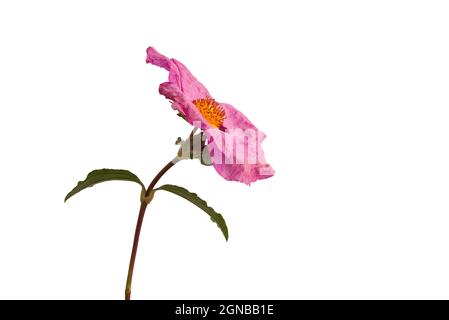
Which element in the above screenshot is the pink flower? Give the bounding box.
[146,47,274,185]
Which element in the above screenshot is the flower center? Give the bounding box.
[193,97,225,128]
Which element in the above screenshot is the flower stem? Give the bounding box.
[125,157,179,300]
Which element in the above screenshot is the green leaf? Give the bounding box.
[156,184,229,241]
[65,169,145,202]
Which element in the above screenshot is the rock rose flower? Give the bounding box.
[146,47,274,185]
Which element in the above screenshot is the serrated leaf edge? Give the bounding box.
[64,169,145,202]
[155,184,229,241]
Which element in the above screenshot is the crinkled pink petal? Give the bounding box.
[205,103,274,185]
[146,47,211,129]
[158,82,207,129]
[219,103,261,132]
[170,59,210,101]
[146,47,172,70]
[206,129,275,185]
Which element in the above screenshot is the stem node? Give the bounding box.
[124,158,178,300]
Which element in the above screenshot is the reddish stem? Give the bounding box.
[125,158,178,300]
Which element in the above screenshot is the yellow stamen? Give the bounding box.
[193,97,225,128]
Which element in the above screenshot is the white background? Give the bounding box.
[0,1,448,299]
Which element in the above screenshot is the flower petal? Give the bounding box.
[170,59,210,101]
[147,47,213,129]
[146,47,210,101]
[146,47,172,70]
[205,126,274,185]
[219,103,261,132]
[214,161,275,185]
[159,82,209,129]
